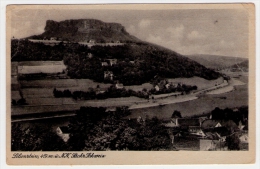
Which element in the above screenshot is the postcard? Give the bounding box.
[6,4,255,165]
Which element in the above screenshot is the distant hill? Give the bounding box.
[186,54,248,69]
[229,60,249,72]
[27,19,140,43]
[231,60,248,68]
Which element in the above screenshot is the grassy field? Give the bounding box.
[11,91,21,100]
[11,104,81,115]
[168,76,224,90]
[20,79,78,88]
[124,83,153,91]
[11,62,18,76]
[129,77,248,119]
[14,74,247,120]
[26,98,76,106]
[22,88,54,98]
[57,79,112,92]
[18,61,65,66]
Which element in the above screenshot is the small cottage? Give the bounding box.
[116,83,124,89]
[56,126,70,142]
[106,59,117,66]
[104,71,114,80]
[101,62,109,66]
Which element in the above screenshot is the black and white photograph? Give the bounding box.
[6,3,256,165]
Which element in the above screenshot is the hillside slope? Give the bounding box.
[13,19,221,85]
[186,54,247,69]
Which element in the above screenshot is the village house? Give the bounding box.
[101,62,109,67]
[239,132,248,143]
[106,59,117,66]
[17,61,67,75]
[201,119,222,129]
[188,126,206,138]
[115,83,124,89]
[89,39,96,44]
[50,37,57,41]
[95,88,106,95]
[104,71,114,80]
[165,83,170,89]
[87,53,93,59]
[203,125,230,142]
[165,118,201,129]
[56,126,70,142]
[155,85,160,91]
[238,120,246,130]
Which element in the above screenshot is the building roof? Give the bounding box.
[164,122,178,128]
[203,127,229,137]
[204,132,221,140]
[201,119,221,129]
[177,118,200,127]
[220,120,238,129]
[101,62,109,66]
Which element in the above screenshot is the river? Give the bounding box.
[13,75,248,130]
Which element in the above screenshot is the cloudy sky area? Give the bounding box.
[11,8,249,58]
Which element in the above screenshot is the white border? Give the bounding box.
[0,0,259,169]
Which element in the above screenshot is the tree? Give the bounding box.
[171,110,182,118]
[226,133,240,150]
[11,99,16,105]
[11,123,67,151]
[17,98,27,105]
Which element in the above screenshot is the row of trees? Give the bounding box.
[53,82,198,100]
[211,106,248,126]
[53,86,150,100]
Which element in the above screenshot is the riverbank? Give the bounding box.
[11,77,244,120]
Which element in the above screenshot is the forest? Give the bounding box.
[12,107,172,151]
[11,106,248,151]
[11,39,220,85]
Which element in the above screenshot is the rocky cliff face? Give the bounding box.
[31,19,139,42]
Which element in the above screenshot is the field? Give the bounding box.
[57,79,112,92]
[17,61,66,74]
[124,83,153,91]
[20,79,78,88]
[13,73,247,120]
[22,88,54,98]
[11,62,18,76]
[168,76,224,90]
[207,86,234,95]
[25,98,76,106]
[129,76,248,119]
[11,91,21,100]
[18,61,65,66]
[11,105,80,116]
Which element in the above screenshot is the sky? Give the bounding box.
[10,6,249,58]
